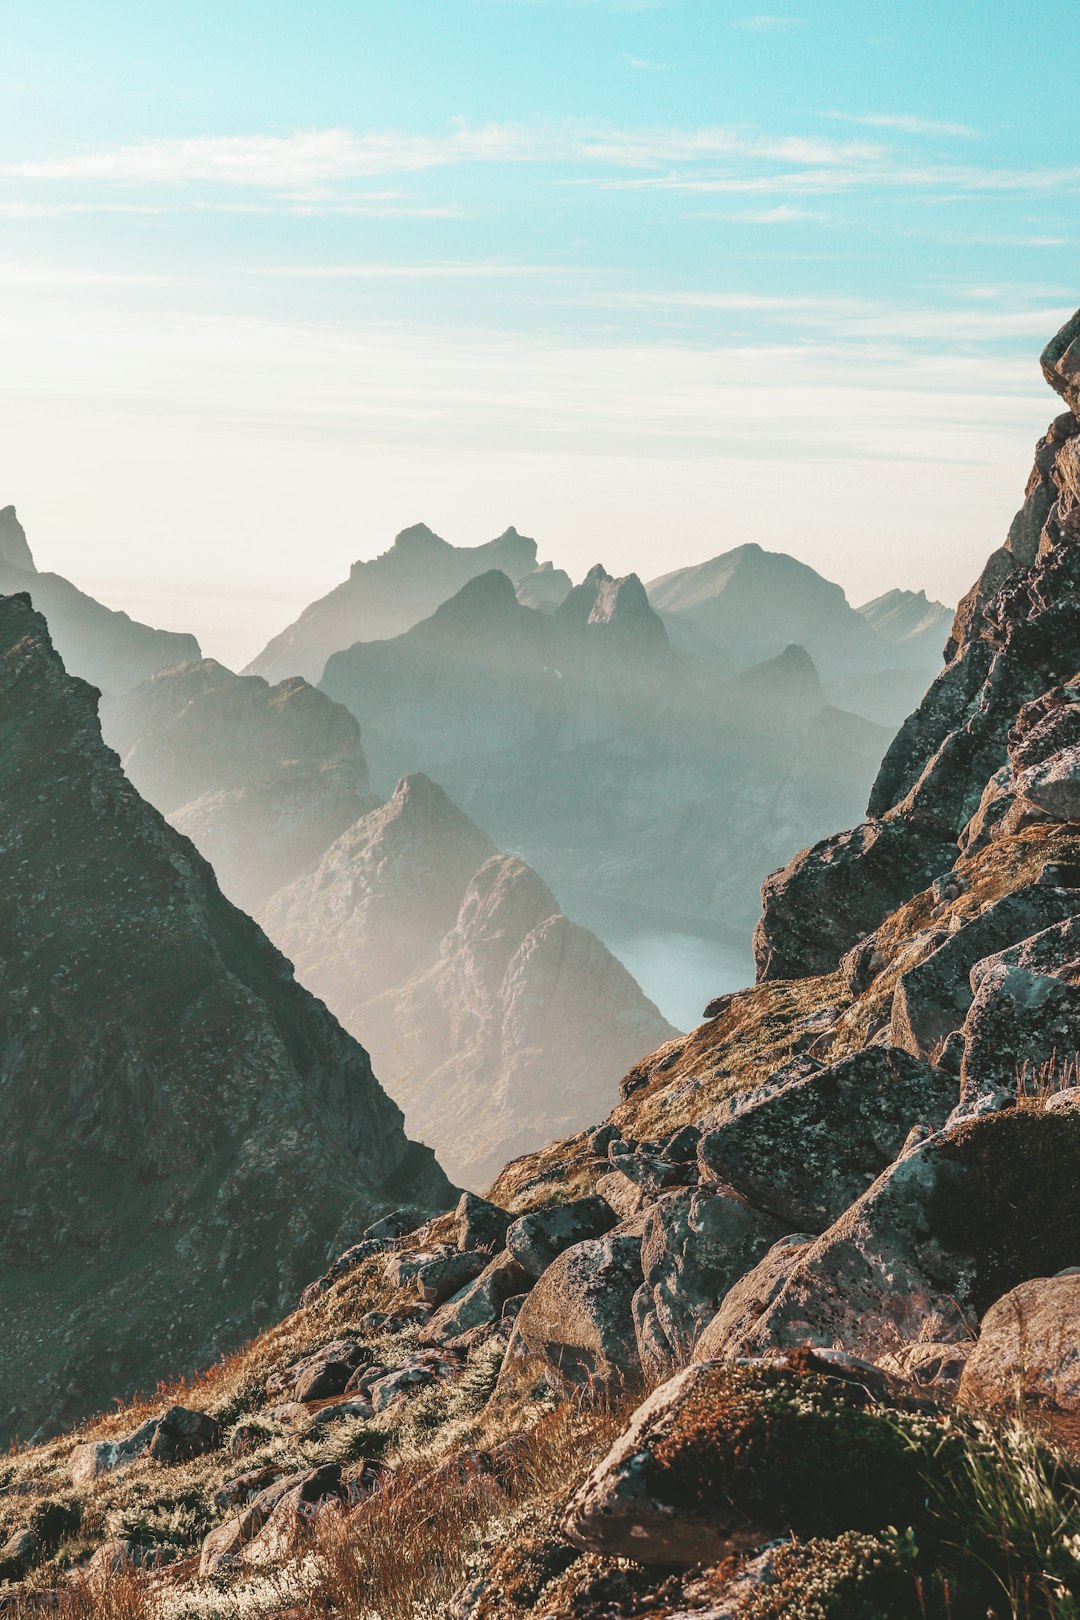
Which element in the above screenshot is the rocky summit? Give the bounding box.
[6,316,1080,1617]
[0,595,451,1445]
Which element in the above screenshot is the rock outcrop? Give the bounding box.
[0,594,451,1443]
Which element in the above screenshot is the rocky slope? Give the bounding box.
[262,775,677,1187]
[319,563,889,952]
[6,316,1080,1619]
[0,594,451,1445]
[245,522,543,685]
[0,505,200,693]
[100,659,379,915]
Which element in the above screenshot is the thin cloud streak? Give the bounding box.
[824,111,979,138]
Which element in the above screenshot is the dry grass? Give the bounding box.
[1016,1052,1080,1110]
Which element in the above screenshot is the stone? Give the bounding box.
[694,1235,816,1361]
[753,816,954,983]
[1016,745,1080,820]
[299,1239,387,1307]
[368,1366,437,1413]
[0,1529,36,1583]
[1041,308,1080,415]
[632,1188,788,1378]
[412,1248,489,1305]
[424,1250,532,1346]
[384,1246,456,1289]
[505,1196,617,1281]
[562,1360,952,1567]
[889,884,1080,1062]
[960,926,1080,1106]
[698,1048,950,1231]
[199,1464,342,1576]
[959,1273,1080,1416]
[877,1341,971,1389]
[265,1340,369,1402]
[497,1233,645,1400]
[365,1209,415,1242]
[725,1110,1080,1365]
[69,1405,220,1484]
[594,1171,648,1220]
[869,639,994,817]
[311,1398,375,1429]
[454,1191,512,1254]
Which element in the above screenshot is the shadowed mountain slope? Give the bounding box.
[245,522,541,685]
[0,505,200,694]
[0,594,451,1444]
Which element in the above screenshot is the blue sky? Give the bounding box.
[1,0,1074,664]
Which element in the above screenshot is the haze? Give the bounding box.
[0,0,1069,666]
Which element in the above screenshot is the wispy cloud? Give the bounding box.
[824,111,978,138]
[621,53,671,70]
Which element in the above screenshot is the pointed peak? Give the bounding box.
[0,506,37,574]
[583,562,612,585]
[392,522,448,551]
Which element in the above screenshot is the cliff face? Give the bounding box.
[0,596,451,1443]
[0,506,200,693]
[100,659,378,914]
[261,776,677,1187]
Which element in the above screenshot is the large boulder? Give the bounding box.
[632,1189,788,1379]
[454,1191,512,1254]
[424,1250,531,1347]
[1041,309,1080,416]
[697,1049,950,1230]
[562,1360,960,1567]
[1015,745,1080,820]
[70,1406,221,1485]
[504,1197,617,1282]
[694,1234,816,1361]
[959,1272,1080,1417]
[496,1233,644,1400]
[724,1111,1080,1364]
[889,882,1080,1063]
[265,1340,370,1403]
[199,1464,343,1576]
[960,919,1080,1105]
[753,817,954,983]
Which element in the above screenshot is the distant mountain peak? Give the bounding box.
[389,522,449,554]
[431,568,523,622]
[0,505,37,573]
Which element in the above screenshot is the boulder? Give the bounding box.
[1016,745,1080,820]
[594,1171,648,1220]
[299,1238,387,1306]
[265,1339,369,1402]
[632,1189,787,1378]
[870,640,994,816]
[384,1246,456,1289]
[69,1405,220,1485]
[726,1111,1080,1364]
[1041,309,1080,416]
[562,1360,957,1567]
[412,1249,489,1305]
[889,883,1080,1062]
[424,1250,531,1346]
[0,1529,36,1583]
[753,817,954,983]
[454,1191,512,1254]
[694,1234,816,1362]
[959,922,1080,1105]
[505,1197,617,1281]
[497,1233,644,1400]
[959,1272,1080,1416]
[877,1341,971,1389]
[698,1049,950,1230]
[199,1464,342,1576]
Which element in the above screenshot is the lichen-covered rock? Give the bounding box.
[69,1406,221,1485]
[732,1111,1080,1363]
[960,922,1080,1105]
[754,817,953,983]
[694,1234,816,1361]
[265,1340,370,1403]
[455,1191,512,1253]
[199,1464,342,1576]
[424,1250,532,1346]
[698,1049,950,1230]
[505,1197,618,1282]
[497,1234,644,1400]
[1042,309,1080,416]
[632,1189,787,1378]
[959,1272,1080,1416]
[562,1360,958,1567]
[889,881,1080,1061]
[413,1248,489,1305]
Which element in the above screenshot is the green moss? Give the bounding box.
[736,1533,920,1620]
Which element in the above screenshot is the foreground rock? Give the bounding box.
[959,1272,1080,1417]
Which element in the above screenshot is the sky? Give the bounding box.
[1,0,1075,667]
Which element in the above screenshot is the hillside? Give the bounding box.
[0,595,451,1445]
